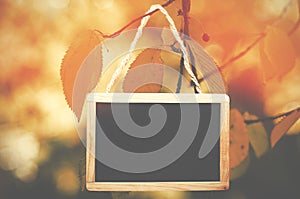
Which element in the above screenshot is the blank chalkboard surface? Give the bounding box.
[86,93,229,191]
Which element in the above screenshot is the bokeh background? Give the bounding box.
[0,0,300,198]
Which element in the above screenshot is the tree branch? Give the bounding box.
[182,0,190,35]
[176,0,191,93]
[244,107,300,125]
[94,0,175,38]
[176,0,200,93]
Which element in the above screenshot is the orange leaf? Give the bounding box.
[271,108,300,148]
[230,109,249,169]
[123,49,164,93]
[60,30,103,120]
[260,26,296,80]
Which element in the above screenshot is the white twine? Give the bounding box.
[106,4,201,93]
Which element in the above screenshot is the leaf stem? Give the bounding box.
[244,107,300,125]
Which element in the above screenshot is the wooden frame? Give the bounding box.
[86,93,230,191]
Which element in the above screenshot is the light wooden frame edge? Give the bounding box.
[86,93,230,191]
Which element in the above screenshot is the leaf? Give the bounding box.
[159,50,195,93]
[122,49,164,93]
[287,117,300,135]
[186,39,226,93]
[160,27,224,93]
[230,155,250,180]
[60,30,103,120]
[230,109,249,169]
[284,1,300,23]
[271,108,300,148]
[260,26,296,81]
[161,27,177,47]
[96,49,144,92]
[244,112,269,158]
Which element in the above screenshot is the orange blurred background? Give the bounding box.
[0,0,299,199]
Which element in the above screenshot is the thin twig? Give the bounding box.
[244,107,300,125]
[197,33,265,83]
[220,33,266,70]
[94,0,175,38]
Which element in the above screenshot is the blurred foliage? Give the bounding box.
[0,0,300,199]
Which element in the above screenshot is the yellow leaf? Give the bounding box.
[230,155,250,180]
[260,26,296,80]
[122,49,163,93]
[186,39,226,93]
[244,112,269,158]
[287,118,300,135]
[271,108,300,148]
[96,50,144,92]
[230,109,249,169]
[60,30,103,120]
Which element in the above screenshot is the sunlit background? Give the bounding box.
[0,0,299,198]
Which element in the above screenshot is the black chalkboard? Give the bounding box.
[95,103,220,182]
[86,93,229,191]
